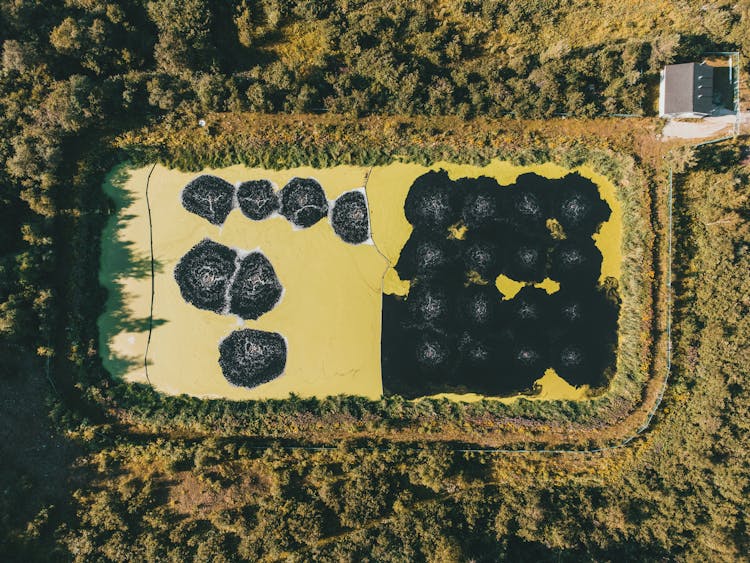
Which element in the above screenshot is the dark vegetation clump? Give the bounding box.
[509,338,548,382]
[382,170,619,398]
[395,230,458,280]
[406,280,453,327]
[237,179,279,220]
[412,329,453,375]
[403,170,458,232]
[462,237,502,281]
[459,176,502,230]
[549,238,603,285]
[457,285,500,328]
[173,239,237,314]
[551,335,612,386]
[504,238,549,283]
[228,252,283,320]
[455,331,503,382]
[175,241,285,322]
[279,177,329,228]
[551,290,598,330]
[331,190,370,244]
[507,174,553,233]
[553,173,611,235]
[218,329,287,389]
[504,286,549,331]
[181,175,236,225]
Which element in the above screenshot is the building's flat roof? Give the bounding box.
[662,63,713,115]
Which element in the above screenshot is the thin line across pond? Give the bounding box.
[143,162,157,385]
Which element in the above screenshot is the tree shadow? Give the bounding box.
[97,163,168,378]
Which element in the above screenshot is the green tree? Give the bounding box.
[147,0,217,74]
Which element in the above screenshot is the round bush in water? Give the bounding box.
[396,230,456,280]
[279,177,329,228]
[507,174,552,232]
[228,252,283,320]
[219,329,287,388]
[551,290,592,329]
[459,176,501,231]
[403,170,458,232]
[181,175,236,225]
[413,329,452,373]
[406,280,452,326]
[553,173,611,236]
[462,237,501,281]
[331,190,370,244]
[509,338,547,381]
[237,179,279,220]
[551,338,606,387]
[457,285,500,328]
[504,238,548,283]
[549,238,602,285]
[505,286,549,330]
[456,331,505,385]
[174,239,237,314]
[550,289,614,333]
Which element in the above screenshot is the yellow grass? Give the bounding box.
[99,160,621,402]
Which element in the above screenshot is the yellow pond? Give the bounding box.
[99,160,622,402]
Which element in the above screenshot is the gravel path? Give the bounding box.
[661,114,737,140]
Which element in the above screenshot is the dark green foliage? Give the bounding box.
[173,239,237,314]
[237,179,279,220]
[228,251,283,320]
[404,170,458,232]
[396,230,459,280]
[279,177,329,228]
[180,174,236,225]
[548,238,603,286]
[219,328,287,388]
[331,190,370,244]
[553,173,612,235]
[384,172,618,396]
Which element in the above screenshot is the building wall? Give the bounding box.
[658,69,666,117]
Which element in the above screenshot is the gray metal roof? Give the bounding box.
[662,63,713,115]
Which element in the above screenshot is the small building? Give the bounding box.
[659,62,714,118]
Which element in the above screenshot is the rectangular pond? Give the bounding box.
[98,160,622,402]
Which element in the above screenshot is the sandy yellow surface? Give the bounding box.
[493,276,560,300]
[495,275,525,299]
[428,368,590,404]
[99,159,621,402]
[100,163,386,399]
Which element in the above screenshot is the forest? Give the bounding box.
[0,0,748,561]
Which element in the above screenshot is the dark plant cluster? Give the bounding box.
[176,176,372,388]
[330,190,370,244]
[173,238,285,389]
[382,170,618,397]
[278,177,329,228]
[218,328,287,389]
[228,252,284,321]
[172,239,238,313]
[173,239,282,319]
[180,175,370,244]
[237,179,279,220]
[180,175,236,225]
